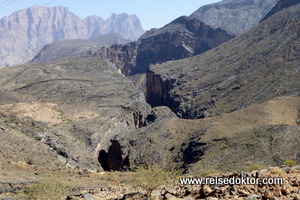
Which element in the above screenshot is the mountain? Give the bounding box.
[116,96,300,172]
[95,16,233,76]
[0,6,144,67]
[147,0,300,119]
[261,0,300,21]
[1,1,300,199]
[0,53,151,171]
[83,13,144,40]
[31,33,130,64]
[190,0,279,35]
[117,0,300,172]
[134,16,234,74]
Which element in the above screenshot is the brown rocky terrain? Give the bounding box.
[116,96,300,173]
[77,165,300,200]
[190,0,279,35]
[0,0,299,199]
[0,6,144,67]
[1,161,299,199]
[0,54,152,171]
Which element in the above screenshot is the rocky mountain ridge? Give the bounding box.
[190,0,279,35]
[31,33,130,64]
[0,6,144,67]
[93,16,233,76]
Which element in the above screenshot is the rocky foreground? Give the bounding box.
[62,165,300,200]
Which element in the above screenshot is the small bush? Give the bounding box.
[243,162,267,171]
[283,160,298,166]
[130,165,177,196]
[197,168,222,177]
[20,180,75,200]
[36,136,43,141]
[270,167,283,174]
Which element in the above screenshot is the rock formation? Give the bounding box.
[94,16,233,76]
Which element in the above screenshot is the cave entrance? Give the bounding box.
[98,150,109,171]
[98,140,128,171]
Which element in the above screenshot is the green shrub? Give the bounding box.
[130,165,177,196]
[243,162,267,171]
[20,180,75,200]
[283,160,298,166]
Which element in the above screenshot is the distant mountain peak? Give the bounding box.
[190,0,279,35]
[0,5,145,67]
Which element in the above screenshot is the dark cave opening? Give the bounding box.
[98,140,128,171]
[98,150,109,171]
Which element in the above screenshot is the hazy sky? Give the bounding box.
[0,0,220,30]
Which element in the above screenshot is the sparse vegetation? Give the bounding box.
[129,165,177,196]
[283,160,298,166]
[197,168,222,177]
[243,162,267,171]
[270,167,283,174]
[19,179,75,200]
[36,136,43,141]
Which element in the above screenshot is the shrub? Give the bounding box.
[283,160,298,166]
[270,167,283,174]
[20,180,75,200]
[129,165,177,196]
[243,162,267,171]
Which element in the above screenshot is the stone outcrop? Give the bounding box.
[94,42,138,76]
[134,16,233,74]
[94,16,233,76]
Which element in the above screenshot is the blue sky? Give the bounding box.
[0,0,220,30]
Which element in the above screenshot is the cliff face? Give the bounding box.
[145,72,176,107]
[134,16,234,74]
[94,16,233,76]
[94,42,138,76]
[0,6,144,67]
[190,0,279,35]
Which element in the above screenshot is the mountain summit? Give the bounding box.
[190,0,279,35]
[0,6,144,67]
